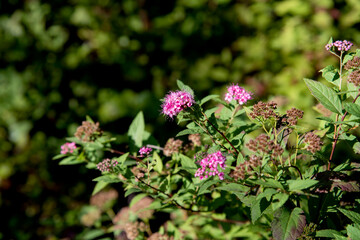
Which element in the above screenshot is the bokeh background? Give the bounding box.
[1,0,360,239]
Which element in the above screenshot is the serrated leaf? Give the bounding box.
[304,78,342,114]
[287,179,318,191]
[316,229,344,238]
[176,128,203,137]
[153,152,163,173]
[179,153,197,175]
[271,207,306,240]
[177,79,194,96]
[198,179,220,195]
[346,225,360,239]
[92,181,109,195]
[128,111,145,148]
[320,65,340,86]
[93,175,121,183]
[199,94,219,106]
[338,208,360,224]
[272,193,289,211]
[354,142,360,154]
[251,197,271,223]
[344,103,360,118]
[216,183,250,193]
[251,179,284,190]
[124,188,142,197]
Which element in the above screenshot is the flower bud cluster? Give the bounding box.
[283,108,304,126]
[230,155,261,181]
[246,134,284,159]
[96,158,119,172]
[249,101,278,120]
[60,142,77,154]
[345,56,360,70]
[75,121,102,142]
[195,151,226,180]
[348,70,360,87]
[188,133,202,146]
[90,189,118,209]
[148,232,174,240]
[163,138,183,156]
[131,166,147,181]
[224,84,252,105]
[304,132,322,154]
[138,146,152,156]
[325,40,353,52]
[124,221,146,240]
[161,90,195,118]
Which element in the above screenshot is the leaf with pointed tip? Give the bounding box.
[338,208,360,224]
[320,65,340,86]
[128,111,145,148]
[177,79,194,96]
[304,78,342,114]
[271,207,306,240]
[344,103,360,118]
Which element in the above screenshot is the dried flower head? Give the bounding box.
[283,108,304,126]
[75,121,102,142]
[130,196,154,220]
[195,151,226,180]
[348,70,360,87]
[60,142,77,154]
[246,134,284,159]
[80,208,101,227]
[304,132,322,154]
[163,138,183,156]
[138,146,152,156]
[249,101,278,120]
[314,103,332,117]
[90,189,118,209]
[124,222,139,240]
[97,158,119,172]
[188,134,201,146]
[224,84,252,105]
[161,90,195,118]
[345,56,360,70]
[148,232,174,240]
[325,40,353,52]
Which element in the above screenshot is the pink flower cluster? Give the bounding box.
[161,91,195,118]
[224,84,252,105]
[97,158,119,172]
[60,142,77,154]
[195,151,226,180]
[139,146,152,156]
[325,40,353,52]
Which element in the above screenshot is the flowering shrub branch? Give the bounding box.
[54,39,360,240]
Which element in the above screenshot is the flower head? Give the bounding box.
[60,142,77,154]
[97,158,119,172]
[139,146,152,156]
[161,90,195,118]
[224,84,252,105]
[325,40,353,52]
[195,151,226,180]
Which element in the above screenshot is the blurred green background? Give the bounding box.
[1,0,360,239]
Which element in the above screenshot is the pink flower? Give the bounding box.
[195,151,226,180]
[325,40,353,52]
[97,158,119,172]
[139,146,152,156]
[161,91,195,118]
[224,84,252,105]
[60,142,77,154]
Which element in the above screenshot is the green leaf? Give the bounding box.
[216,183,250,193]
[59,156,84,165]
[82,229,105,240]
[354,142,360,154]
[114,152,129,166]
[251,179,285,190]
[93,175,121,183]
[92,181,109,195]
[271,207,306,240]
[128,111,145,148]
[346,225,360,239]
[176,128,203,137]
[304,78,342,114]
[320,65,340,86]
[129,193,147,208]
[272,193,289,211]
[251,196,271,223]
[344,103,360,118]
[124,188,142,197]
[287,179,318,191]
[198,179,220,195]
[153,152,163,173]
[179,153,198,175]
[338,208,360,224]
[177,79,194,96]
[316,229,345,238]
[199,94,219,106]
